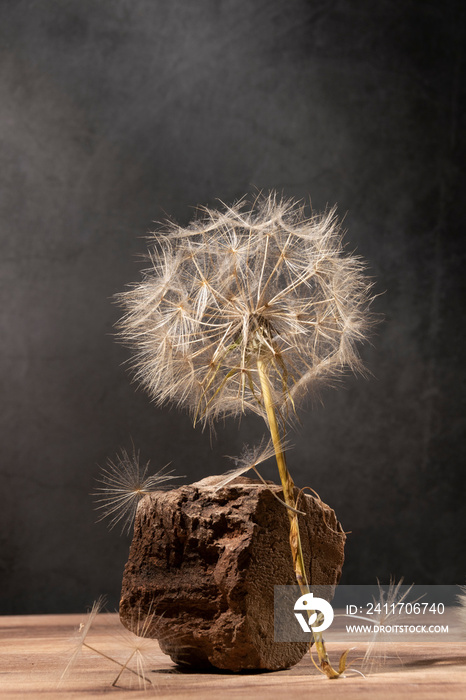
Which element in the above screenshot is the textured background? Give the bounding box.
[1,0,465,614]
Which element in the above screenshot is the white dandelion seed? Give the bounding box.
[214,438,277,490]
[59,597,106,684]
[359,579,414,673]
[213,438,304,515]
[59,597,160,689]
[93,446,180,534]
[111,602,161,689]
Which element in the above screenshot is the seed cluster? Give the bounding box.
[117,193,373,425]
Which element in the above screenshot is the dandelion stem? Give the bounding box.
[256,356,342,679]
[256,357,294,507]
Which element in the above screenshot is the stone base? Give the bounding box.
[119,476,345,671]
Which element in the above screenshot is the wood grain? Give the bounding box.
[0,613,465,699]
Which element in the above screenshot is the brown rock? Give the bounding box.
[119,476,345,671]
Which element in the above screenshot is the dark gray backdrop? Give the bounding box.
[1,0,465,614]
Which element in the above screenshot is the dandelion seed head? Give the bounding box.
[117,192,375,427]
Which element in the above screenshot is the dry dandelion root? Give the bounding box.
[116,192,375,678]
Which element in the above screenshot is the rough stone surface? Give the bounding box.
[119,476,346,671]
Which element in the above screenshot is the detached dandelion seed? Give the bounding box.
[347,579,414,673]
[214,439,304,515]
[214,438,277,491]
[60,598,159,689]
[112,602,161,689]
[94,446,179,534]
[59,597,106,684]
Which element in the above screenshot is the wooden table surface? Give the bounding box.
[1,612,465,700]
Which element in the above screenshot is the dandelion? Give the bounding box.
[116,192,375,678]
[117,193,373,427]
[93,445,180,534]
